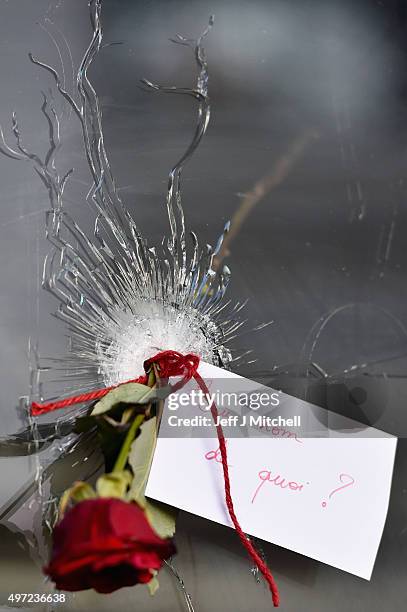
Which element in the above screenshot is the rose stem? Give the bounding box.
[112,369,156,473]
[113,413,145,473]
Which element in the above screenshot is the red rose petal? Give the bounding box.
[45,498,175,593]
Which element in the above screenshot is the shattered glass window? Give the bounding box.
[0,1,405,611]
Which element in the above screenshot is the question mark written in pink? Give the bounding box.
[322,473,355,508]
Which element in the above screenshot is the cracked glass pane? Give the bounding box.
[0,1,406,611]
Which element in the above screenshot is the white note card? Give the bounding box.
[146,362,397,580]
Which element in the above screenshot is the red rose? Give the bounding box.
[45,498,175,593]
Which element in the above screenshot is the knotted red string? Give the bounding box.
[30,349,280,606]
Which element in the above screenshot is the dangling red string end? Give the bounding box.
[30,349,280,606]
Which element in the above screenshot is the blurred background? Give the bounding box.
[0,0,406,610]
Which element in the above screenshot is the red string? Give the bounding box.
[31,375,147,416]
[30,349,279,606]
[194,370,280,607]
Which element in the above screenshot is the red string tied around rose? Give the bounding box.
[30,349,280,607]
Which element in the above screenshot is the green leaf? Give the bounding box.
[145,500,177,539]
[91,383,158,417]
[121,407,135,425]
[147,572,159,596]
[128,417,157,501]
[96,471,132,499]
[74,415,96,434]
[94,416,128,472]
[127,417,177,538]
[59,481,96,516]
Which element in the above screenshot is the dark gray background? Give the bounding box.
[0,0,406,610]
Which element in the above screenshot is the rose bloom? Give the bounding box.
[45,498,175,593]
